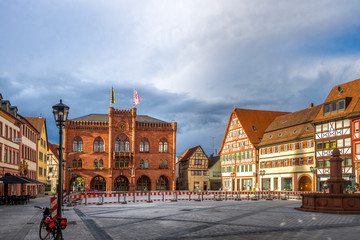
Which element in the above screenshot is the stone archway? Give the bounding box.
[137,175,151,191]
[90,175,106,191]
[71,176,85,192]
[156,175,169,191]
[114,175,129,191]
[298,175,312,191]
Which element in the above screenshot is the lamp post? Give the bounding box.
[310,166,317,192]
[67,166,72,202]
[52,99,69,219]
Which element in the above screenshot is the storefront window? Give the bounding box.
[281,178,292,191]
[262,178,270,190]
[242,179,252,191]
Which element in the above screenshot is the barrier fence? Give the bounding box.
[66,191,320,206]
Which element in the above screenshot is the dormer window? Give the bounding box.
[323,97,349,116]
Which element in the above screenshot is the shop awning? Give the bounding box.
[0,175,32,184]
[20,177,46,185]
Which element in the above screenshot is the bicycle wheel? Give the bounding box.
[39,220,52,240]
[53,221,63,240]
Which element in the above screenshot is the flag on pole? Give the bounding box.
[134,88,140,106]
[111,86,116,106]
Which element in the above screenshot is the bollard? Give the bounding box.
[247,191,250,200]
[171,192,177,202]
[189,192,191,201]
[235,192,241,201]
[147,192,153,203]
[162,193,165,202]
[122,194,127,204]
[225,192,227,201]
[85,194,87,205]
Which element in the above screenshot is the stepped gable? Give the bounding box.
[259,104,321,146]
[314,78,360,122]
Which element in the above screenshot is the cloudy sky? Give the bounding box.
[1,1,360,156]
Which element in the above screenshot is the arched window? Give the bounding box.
[94,141,99,152]
[164,160,168,168]
[159,138,168,153]
[116,134,130,153]
[99,159,103,168]
[94,137,104,152]
[90,175,106,191]
[159,142,163,153]
[94,159,98,169]
[78,159,82,168]
[137,175,150,191]
[73,137,83,152]
[145,159,149,169]
[156,175,169,191]
[115,158,119,168]
[159,160,164,168]
[115,141,120,152]
[140,160,144,169]
[78,141,83,152]
[73,141,77,152]
[125,141,129,152]
[140,142,144,152]
[164,142,168,153]
[145,141,149,152]
[99,141,104,151]
[72,159,77,168]
[114,176,129,191]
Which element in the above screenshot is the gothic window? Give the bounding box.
[159,138,168,153]
[73,141,77,152]
[137,175,150,191]
[159,142,163,153]
[115,141,120,152]
[140,138,150,153]
[156,175,169,191]
[164,160,168,168]
[140,160,144,169]
[73,137,83,152]
[159,160,164,168]
[114,176,129,191]
[145,141,149,152]
[99,141,104,151]
[78,159,82,168]
[145,159,149,169]
[125,141,129,152]
[90,175,106,191]
[94,137,104,152]
[99,159,104,168]
[94,159,99,169]
[72,159,77,168]
[140,142,144,152]
[115,158,119,168]
[116,134,130,153]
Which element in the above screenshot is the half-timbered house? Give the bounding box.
[219,109,288,191]
[313,79,360,190]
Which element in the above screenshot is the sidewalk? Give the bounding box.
[0,196,94,240]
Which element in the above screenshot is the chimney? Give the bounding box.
[309,103,314,108]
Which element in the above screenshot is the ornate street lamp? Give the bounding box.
[52,99,69,219]
[310,166,318,192]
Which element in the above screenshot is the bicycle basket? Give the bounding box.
[55,216,68,230]
[44,219,57,232]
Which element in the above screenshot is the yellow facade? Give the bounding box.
[37,122,48,185]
